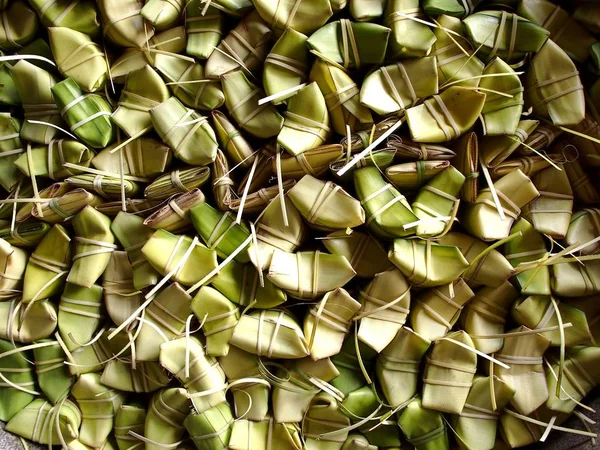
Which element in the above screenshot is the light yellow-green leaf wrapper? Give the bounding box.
[111,65,170,137]
[66,331,121,376]
[5,398,81,445]
[212,110,255,168]
[304,288,360,360]
[230,309,310,358]
[565,208,600,256]
[518,0,597,64]
[103,252,140,329]
[432,14,483,89]
[101,360,170,392]
[67,205,116,288]
[360,56,438,115]
[522,164,573,239]
[11,60,62,144]
[65,174,140,199]
[480,57,524,136]
[72,373,125,448]
[111,211,159,290]
[154,55,224,111]
[330,337,376,395]
[230,418,303,450]
[460,281,518,354]
[0,113,24,192]
[0,0,39,51]
[211,260,287,309]
[95,137,172,179]
[145,388,190,450]
[278,82,331,156]
[452,132,479,203]
[192,286,240,357]
[552,259,600,297]
[494,326,552,415]
[406,86,486,143]
[389,238,469,288]
[289,174,365,231]
[512,295,591,346]
[32,339,74,404]
[184,401,233,450]
[0,299,57,343]
[422,330,477,414]
[0,339,36,421]
[350,0,385,21]
[439,231,514,288]
[185,2,224,60]
[222,70,283,139]
[135,282,192,361]
[263,28,309,104]
[322,230,392,278]
[145,166,211,200]
[357,267,411,352]
[58,282,103,351]
[463,10,550,63]
[385,160,451,191]
[205,10,271,78]
[545,346,600,414]
[160,336,227,413]
[330,147,395,183]
[397,397,449,450]
[29,0,100,36]
[151,96,218,166]
[98,0,152,48]
[190,202,251,263]
[52,78,114,149]
[142,229,217,287]
[504,218,550,295]
[462,169,539,241]
[14,139,93,180]
[141,0,182,30]
[376,327,431,407]
[219,345,269,421]
[267,362,320,423]
[22,223,70,303]
[411,166,464,237]
[411,278,474,341]
[248,195,306,270]
[384,0,436,59]
[253,0,332,37]
[451,376,515,450]
[480,119,539,167]
[309,59,373,135]
[307,20,390,69]
[268,250,356,300]
[49,27,107,92]
[109,26,185,83]
[114,404,146,450]
[525,39,585,126]
[0,238,28,299]
[303,392,350,450]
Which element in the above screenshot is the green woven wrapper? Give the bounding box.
[52,77,114,149]
[0,113,24,192]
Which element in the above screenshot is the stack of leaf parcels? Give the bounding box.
[2,1,600,449]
